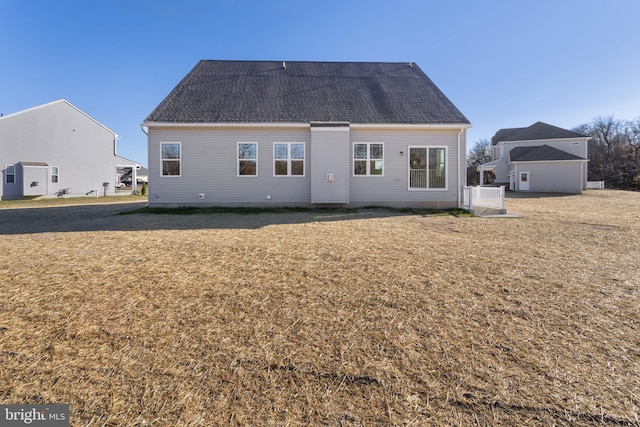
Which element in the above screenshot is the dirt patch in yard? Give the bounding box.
[0,190,638,425]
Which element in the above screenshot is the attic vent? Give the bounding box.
[282,61,286,69]
[408,61,413,67]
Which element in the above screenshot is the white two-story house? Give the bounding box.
[1,99,139,199]
[478,122,590,193]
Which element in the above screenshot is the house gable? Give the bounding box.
[0,99,120,139]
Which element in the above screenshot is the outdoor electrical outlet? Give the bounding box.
[266,195,271,200]
[199,193,205,199]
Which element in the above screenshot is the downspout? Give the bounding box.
[113,134,121,156]
[457,127,465,208]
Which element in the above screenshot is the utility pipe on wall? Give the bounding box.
[457,127,465,208]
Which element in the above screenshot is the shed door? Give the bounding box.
[519,171,530,191]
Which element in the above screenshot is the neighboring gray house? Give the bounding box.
[142,60,471,208]
[478,122,589,193]
[0,99,139,200]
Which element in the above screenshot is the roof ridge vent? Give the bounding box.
[282,61,286,69]
[408,61,413,67]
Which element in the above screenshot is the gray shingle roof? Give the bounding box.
[509,144,586,162]
[145,60,469,125]
[492,122,587,145]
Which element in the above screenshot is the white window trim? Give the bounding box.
[5,164,15,184]
[407,145,448,191]
[352,142,384,177]
[273,142,305,177]
[50,166,59,184]
[160,142,182,177]
[237,142,258,177]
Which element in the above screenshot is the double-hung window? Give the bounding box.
[274,143,304,176]
[50,166,59,183]
[353,143,383,176]
[161,142,181,176]
[409,146,447,189]
[238,142,257,176]
[5,165,15,184]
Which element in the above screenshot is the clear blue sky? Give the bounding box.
[2,0,639,167]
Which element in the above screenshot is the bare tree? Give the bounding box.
[466,139,492,186]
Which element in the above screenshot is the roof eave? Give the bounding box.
[142,121,472,130]
[497,136,590,145]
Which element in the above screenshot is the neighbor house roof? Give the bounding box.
[492,122,587,145]
[144,60,470,125]
[19,161,49,166]
[509,144,586,162]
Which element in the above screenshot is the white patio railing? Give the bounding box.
[409,169,446,189]
[463,186,506,215]
[409,169,427,188]
[587,181,605,189]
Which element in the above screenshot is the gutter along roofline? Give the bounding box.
[141,121,472,130]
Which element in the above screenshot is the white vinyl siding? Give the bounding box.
[348,128,460,207]
[491,139,589,187]
[161,142,181,176]
[274,143,305,176]
[311,126,350,204]
[147,128,311,206]
[146,126,463,209]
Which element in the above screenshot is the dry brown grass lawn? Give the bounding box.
[1,190,639,426]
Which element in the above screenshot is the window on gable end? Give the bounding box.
[51,166,59,183]
[161,142,181,176]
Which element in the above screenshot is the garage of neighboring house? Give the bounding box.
[116,165,136,192]
[508,145,588,193]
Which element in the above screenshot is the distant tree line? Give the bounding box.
[466,117,640,190]
[573,117,640,191]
